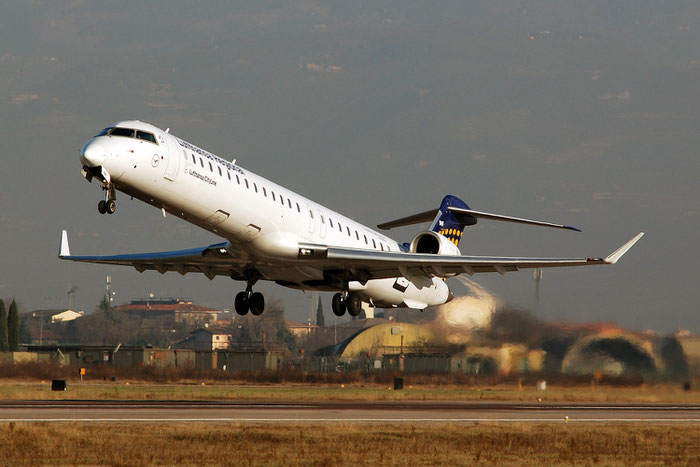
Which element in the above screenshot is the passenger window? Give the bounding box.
[296,203,300,212]
[372,239,377,249]
[338,223,342,232]
[218,166,222,176]
[364,235,368,244]
[272,192,276,201]
[310,210,314,219]
[263,187,267,197]
[347,227,351,236]
[200,158,204,167]
[245,179,249,189]
[288,199,292,209]
[227,171,231,180]
[209,162,213,172]
[329,219,334,228]
[355,231,359,240]
[380,243,384,251]
[321,215,325,224]
[280,195,284,205]
[253,183,258,193]
[192,154,196,164]
[236,174,240,184]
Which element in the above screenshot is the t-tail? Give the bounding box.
[377,194,582,241]
[429,195,474,246]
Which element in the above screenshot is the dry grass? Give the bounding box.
[0,422,697,466]
[0,380,698,403]
[0,362,698,402]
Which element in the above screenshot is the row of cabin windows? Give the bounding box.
[188,151,302,214]
[186,151,390,251]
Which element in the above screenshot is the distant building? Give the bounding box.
[28,328,60,345]
[285,320,319,339]
[50,310,84,323]
[116,298,220,325]
[176,327,233,351]
[29,309,85,325]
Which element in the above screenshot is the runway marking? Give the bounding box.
[0,404,311,409]
[1,418,699,424]
[521,406,700,410]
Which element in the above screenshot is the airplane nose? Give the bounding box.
[81,142,106,167]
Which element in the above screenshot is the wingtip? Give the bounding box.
[605,232,644,264]
[565,225,582,232]
[59,230,71,258]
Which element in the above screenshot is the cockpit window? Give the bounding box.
[109,127,135,137]
[103,127,159,145]
[136,130,157,144]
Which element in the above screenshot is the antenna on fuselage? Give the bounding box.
[165,128,170,133]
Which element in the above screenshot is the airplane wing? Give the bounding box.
[59,229,643,284]
[58,231,248,280]
[300,232,644,281]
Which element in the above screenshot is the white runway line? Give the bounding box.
[1,418,699,423]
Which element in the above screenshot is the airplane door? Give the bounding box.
[306,204,316,234]
[163,139,180,181]
[318,209,327,239]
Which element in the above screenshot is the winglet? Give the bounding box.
[604,232,644,264]
[59,230,71,258]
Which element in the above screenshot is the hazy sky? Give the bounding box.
[1,1,699,333]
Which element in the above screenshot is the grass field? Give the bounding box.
[0,422,697,466]
[0,380,698,403]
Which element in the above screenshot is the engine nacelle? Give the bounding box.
[409,231,461,256]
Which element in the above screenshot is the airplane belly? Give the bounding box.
[358,277,450,309]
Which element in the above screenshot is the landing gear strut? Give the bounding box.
[234,280,265,316]
[332,292,363,317]
[98,183,116,215]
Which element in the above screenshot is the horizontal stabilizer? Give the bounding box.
[377,209,439,230]
[378,203,580,232]
[448,207,581,232]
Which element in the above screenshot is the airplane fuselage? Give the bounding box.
[80,120,451,310]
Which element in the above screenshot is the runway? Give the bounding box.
[1,400,699,424]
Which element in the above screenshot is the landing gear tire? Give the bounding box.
[332,293,347,317]
[346,293,363,317]
[234,291,249,315]
[249,292,265,316]
[98,200,108,214]
[106,199,116,215]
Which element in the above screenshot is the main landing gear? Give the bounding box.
[98,182,116,215]
[234,282,265,316]
[332,292,363,317]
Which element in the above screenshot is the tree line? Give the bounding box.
[0,299,20,351]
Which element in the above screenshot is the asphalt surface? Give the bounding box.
[1,400,699,423]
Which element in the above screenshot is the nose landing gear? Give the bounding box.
[98,183,116,215]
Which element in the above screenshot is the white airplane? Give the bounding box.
[60,120,644,317]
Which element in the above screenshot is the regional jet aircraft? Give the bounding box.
[60,120,643,316]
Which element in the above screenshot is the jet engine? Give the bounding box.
[409,231,461,256]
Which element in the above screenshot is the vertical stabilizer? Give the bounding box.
[429,195,476,246]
